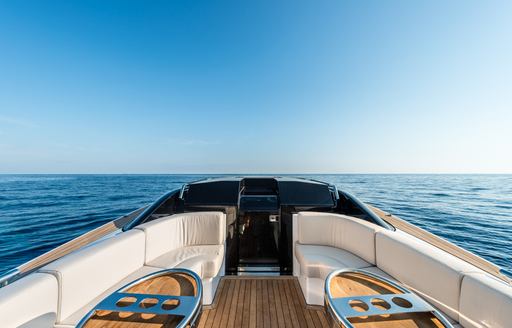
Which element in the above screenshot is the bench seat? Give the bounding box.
[293,211,512,328]
[459,272,512,328]
[0,272,58,328]
[295,244,371,280]
[41,229,147,327]
[293,212,383,305]
[147,244,224,279]
[135,211,226,305]
[375,229,483,321]
[57,265,161,327]
[34,211,226,328]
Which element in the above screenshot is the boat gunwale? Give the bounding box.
[1,178,509,287]
[368,204,511,284]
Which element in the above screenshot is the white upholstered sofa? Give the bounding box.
[1,210,511,328]
[293,211,512,328]
[0,211,225,328]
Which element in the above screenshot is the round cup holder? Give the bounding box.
[392,296,413,308]
[348,299,369,312]
[162,299,180,310]
[116,296,137,307]
[139,298,159,309]
[370,298,391,310]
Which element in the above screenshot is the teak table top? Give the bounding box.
[327,271,448,328]
[81,271,198,328]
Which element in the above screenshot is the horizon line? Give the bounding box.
[1,172,511,175]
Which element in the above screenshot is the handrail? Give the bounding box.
[122,189,180,231]
[341,192,394,230]
[368,204,511,284]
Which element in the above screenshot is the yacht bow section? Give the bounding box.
[0,177,511,328]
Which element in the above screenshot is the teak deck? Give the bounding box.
[197,276,330,328]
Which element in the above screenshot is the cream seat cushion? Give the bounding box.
[0,272,58,328]
[376,229,482,321]
[57,265,161,327]
[295,244,371,280]
[148,245,224,279]
[459,272,512,328]
[297,212,382,264]
[136,211,226,263]
[358,266,395,280]
[41,229,146,324]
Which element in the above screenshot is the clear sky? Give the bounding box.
[0,1,511,174]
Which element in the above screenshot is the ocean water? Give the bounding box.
[0,174,511,277]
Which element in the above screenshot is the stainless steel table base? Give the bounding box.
[324,269,453,328]
[77,268,203,328]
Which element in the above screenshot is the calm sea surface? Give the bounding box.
[0,174,510,277]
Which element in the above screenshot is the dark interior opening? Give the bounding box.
[238,212,280,267]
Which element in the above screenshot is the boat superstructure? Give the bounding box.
[0,176,510,327]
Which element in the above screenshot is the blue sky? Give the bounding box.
[0,1,511,173]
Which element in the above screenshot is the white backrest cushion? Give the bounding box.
[296,212,382,264]
[137,211,226,263]
[459,272,512,328]
[375,229,482,321]
[0,272,58,328]
[297,212,336,246]
[42,229,145,322]
[138,214,184,262]
[180,212,226,246]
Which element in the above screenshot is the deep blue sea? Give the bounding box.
[0,174,511,277]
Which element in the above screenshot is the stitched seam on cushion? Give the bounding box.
[133,227,149,264]
[457,271,486,317]
[374,231,386,268]
[373,232,377,265]
[39,269,63,323]
[455,273,466,317]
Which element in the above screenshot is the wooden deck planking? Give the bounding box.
[249,279,257,328]
[282,278,300,328]
[285,279,307,328]
[234,279,246,327]
[291,278,316,328]
[262,279,272,328]
[267,279,278,328]
[196,277,329,328]
[226,279,240,328]
[242,280,251,327]
[256,280,263,328]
